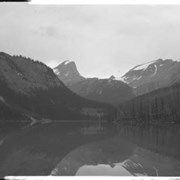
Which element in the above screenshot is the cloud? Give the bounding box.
[35,26,59,38]
[1,5,180,77]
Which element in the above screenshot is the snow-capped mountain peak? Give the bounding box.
[53,60,85,86]
[117,58,180,95]
[132,60,158,71]
[121,59,171,85]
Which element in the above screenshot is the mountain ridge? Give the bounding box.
[53,60,134,104]
[119,58,180,95]
[0,52,115,126]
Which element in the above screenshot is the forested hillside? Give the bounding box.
[118,83,180,123]
[0,52,115,125]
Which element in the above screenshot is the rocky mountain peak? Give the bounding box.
[119,58,180,95]
[53,60,85,86]
[53,60,134,104]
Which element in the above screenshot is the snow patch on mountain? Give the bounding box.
[53,69,60,75]
[114,76,127,83]
[64,60,71,65]
[152,64,157,76]
[133,60,157,71]
[136,76,142,80]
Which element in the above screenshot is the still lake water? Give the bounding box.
[0,121,180,177]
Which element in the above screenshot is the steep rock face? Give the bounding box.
[53,60,85,86]
[54,61,134,104]
[0,52,114,124]
[120,59,180,95]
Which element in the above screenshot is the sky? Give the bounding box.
[1,4,180,78]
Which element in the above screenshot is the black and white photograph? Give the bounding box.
[0,1,180,179]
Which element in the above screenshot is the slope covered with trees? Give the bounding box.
[0,52,115,125]
[118,83,180,123]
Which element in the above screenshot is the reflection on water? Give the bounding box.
[76,163,132,176]
[51,122,180,176]
[0,121,180,176]
[0,122,115,177]
[73,146,180,176]
[116,123,180,160]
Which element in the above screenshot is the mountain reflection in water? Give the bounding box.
[51,122,180,176]
[0,121,180,176]
[76,163,133,176]
[0,122,115,177]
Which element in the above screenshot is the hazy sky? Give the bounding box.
[1,4,180,78]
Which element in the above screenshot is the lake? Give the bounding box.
[0,121,180,177]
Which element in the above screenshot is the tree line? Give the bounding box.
[118,83,180,123]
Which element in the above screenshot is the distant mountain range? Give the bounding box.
[0,52,114,126]
[53,58,180,123]
[115,59,180,123]
[120,59,180,95]
[54,61,134,104]
[54,58,180,104]
[2,51,180,125]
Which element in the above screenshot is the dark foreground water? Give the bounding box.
[0,121,180,177]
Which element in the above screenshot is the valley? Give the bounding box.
[1,52,180,177]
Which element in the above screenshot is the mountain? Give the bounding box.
[54,61,134,104]
[69,77,134,104]
[0,52,115,126]
[53,60,85,86]
[120,59,180,95]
